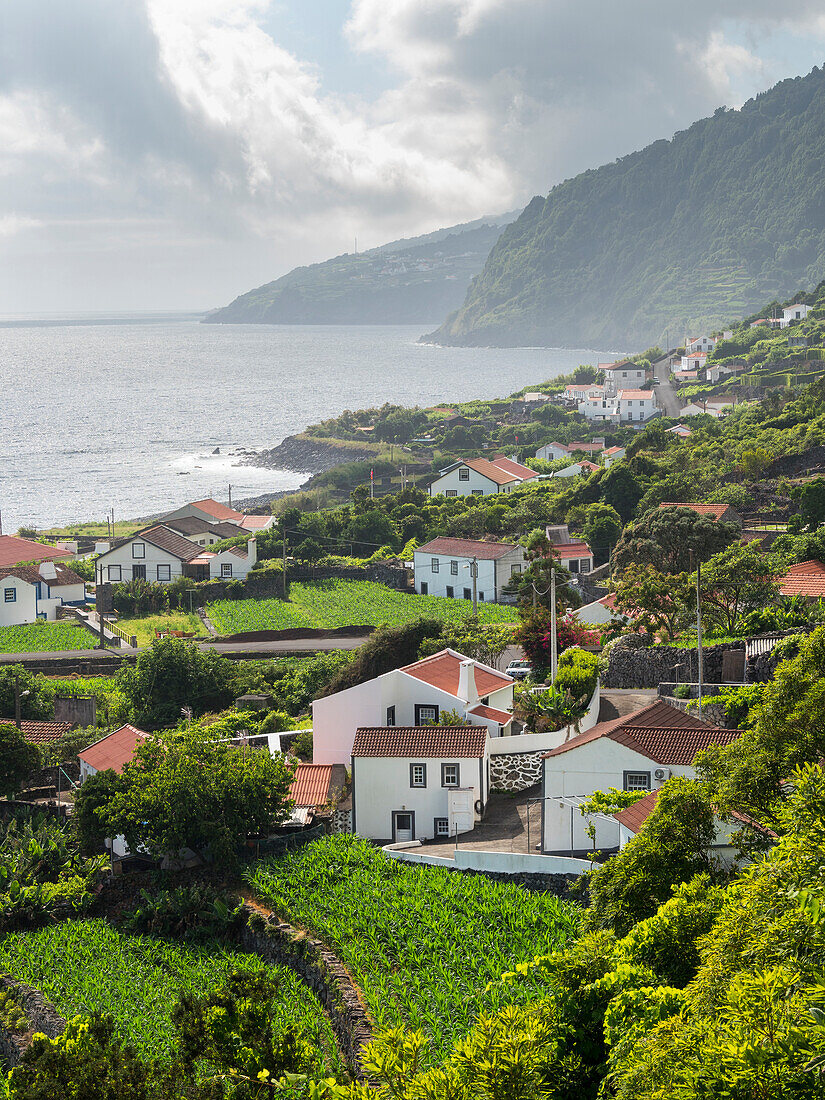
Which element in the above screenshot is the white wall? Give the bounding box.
[429,466,505,497]
[542,737,696,853]
[98,540,188,584]
[413,547,525,602]
[490,681,600,757]
[353,753,485,841]
[385,847,593,875]
[208,541,256,580]
[0,577,37,626]
[312,665,514,765]
[536,443,569,462]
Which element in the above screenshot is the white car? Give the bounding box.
[505,659,533,681]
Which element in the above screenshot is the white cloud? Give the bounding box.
[0,214,42,237]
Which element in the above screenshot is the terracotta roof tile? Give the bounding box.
[352,725,488,757]
[19,720,73,744]
[779,560,825,597]
[552,542,593,560]
[416,537,518,560]
[0,536,73,570]
[543,700,738,764]
[489,456,538,479]
[401,649,513,697]
[289,763,346,808]
[78,724,149,774]
[140,526,205,562]
[658,502,734,520]
[613,788,659,831]
[0,562,85,588]
[186,498,244,522]
[467,703,512,724]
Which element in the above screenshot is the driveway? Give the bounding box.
[653,354,681,419]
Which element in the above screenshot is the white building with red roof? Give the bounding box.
[0,561,87,626]
[351,724,489,843]
[0,535,74,571]
[540,700,739,854]
[311,648,515,765]
[161,498,275,532]
[428,456,538,498]
[535,441,572,463]
[545,525,594,574]
[413,537,526,602]
[78,723,150,782]
[685,335,717,354]
[601,361,648,390]
[95,525,256,585]
[777,560,825,599]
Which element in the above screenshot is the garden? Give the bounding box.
[246,834,579,1060]
[0,621,96,653]
[207,580,516,635]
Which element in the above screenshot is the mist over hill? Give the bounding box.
[204,213,517,325]
[427,67,825,350]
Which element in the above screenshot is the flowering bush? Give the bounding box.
[516,608,600,672]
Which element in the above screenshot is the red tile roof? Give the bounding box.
[78,724,149,774]
[239,515,271,529]
[778,560,825,597]
[618,389,655,399]
[569,442,604,452]
[613,788,659,831]
[459,458,519,485]
[352,725,488,757]
[552,541,593,560]
[0,562,85,588]
[542,700,738,764]
[0,536,73,570]
[19,720,73,744]
[401,649,513,697]
[467,703,512,724]
[603,446,625,456]
[658,502,735,520]
[289,763,345,808]
[490,456,538,480]
[187,498,244,522]
[416,537,518,561]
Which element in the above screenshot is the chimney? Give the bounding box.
[457,659,479,705]
[247,538,257,567]
[39,561,57,581]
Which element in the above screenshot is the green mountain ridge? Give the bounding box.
[204,213,518,325]
[427,66,825,350]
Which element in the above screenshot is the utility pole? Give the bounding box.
[282,535,288,600]
[97,562,106,650]
[550,567,558,682]
[14,668,21,729]
[228,484,232,510]
[696,560,703,717]
[470,557,478,619]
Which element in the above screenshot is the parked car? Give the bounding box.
[505,659,533,681]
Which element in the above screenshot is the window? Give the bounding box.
[431,558,439,572]
[132,564,146,581]
[415,704,438,725]
[569,559,579,573]
[510,564,522,576]
[446,585,454,598]
[410,763,427,788]
[445,489,457,497]
[478,591,485,601]
[386,705,396,726]
[4,588,15,603]
[450,560,459,575]
[463,587,471,600]
[458,467,470,481]
[221,563,233,578]
[420,582,428,595]
[471,489,483,496]
[441,763,460,787]
[157,564,171,581]
[580,559,591,574]
[434,817,450,837]
[107,565,121,582]
[624,771,651,792]
[132,543,145,558]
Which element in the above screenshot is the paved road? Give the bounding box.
[653,353,682,419]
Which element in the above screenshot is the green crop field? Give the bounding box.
[247,836,579,1060]
[0,920,341,1072]
[0,621,96,652]
[208,580,516,635]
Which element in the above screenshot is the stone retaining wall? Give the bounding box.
[490,751,544,792]
[239,910,372,1077]
[603,640,746,689]
[0,975,66,1069]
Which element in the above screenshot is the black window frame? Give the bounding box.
[458,467,470,481]
[409,762,427,788]
[3,587,16,603]
[463,587,471,600]
[132,564,146,581]
[450,560,459,575]
[446,585,454,598]
[221,563,233,578]
[431,557,439,572]
[415,703,439,725]
[434,817,450,837]
[420,582,428,595]
[445,489,457,497]
[441,762,460,788]
[107,565,122,582]
[132,543,145,559]
[386,705,396,726]
[157,564,171,581]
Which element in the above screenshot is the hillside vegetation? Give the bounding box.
[205,214,515,325]
[429,66,825,349]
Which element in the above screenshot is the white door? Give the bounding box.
[393,812,413,842]
[448,788,474,836]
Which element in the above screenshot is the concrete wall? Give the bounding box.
[385,846,593,876]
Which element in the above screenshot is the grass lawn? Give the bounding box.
[0,621,96,652]
[208,580,517,635]
[247,836,579,1061]
[0,920,341,1072]
[115,612,207,646]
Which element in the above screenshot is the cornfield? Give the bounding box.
[246,835,580,1059]
[0,919,341,1072]
[0,622,96,653]
[208,580,516,635]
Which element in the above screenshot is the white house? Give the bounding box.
[312,649,515,765]
[428,456,538,497]
[667,424,692,438]
[575,593,627,627]
[576,388,655,425]
[78,723,150,783]
[617,389,656,424]
[161,498,276,532]
[413,538,526,602]
[546,525,594,574]
[680,352,708,372]
[679,402,723,418]
[563,382,599,403]
[601,445,625,468]
[352,724,489,842]
[601,362,647,389]
[0,562,87,626]
[535,441,572,463]
[685,336,717,354]
[540,700,739,854]
[781,303,812,327]
[95,525,256,584]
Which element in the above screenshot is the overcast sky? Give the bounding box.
[1,0,824,313]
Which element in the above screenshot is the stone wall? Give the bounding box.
[603,638,747,689]
[490,751,544,792]
[0,975,66,1069]
[240,910,372,1076]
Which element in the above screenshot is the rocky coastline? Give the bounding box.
[240,434,374,475]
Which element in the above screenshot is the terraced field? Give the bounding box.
[0,621,96,652]
[208,580,516,635]
[0,920,341,1072]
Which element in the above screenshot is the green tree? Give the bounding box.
[73,768,126,854]
[580,503,623,565]
[697,543,780,635]
[418,622,516,669]
[344,509,400,556]
[116,638,234,730]
[612,506,739,574]
[101,730,295,867]
[613,565,693,641]
[0,723,40,799]
[294,538,325,565]
[791,476,825,530]
[600,466,645,524]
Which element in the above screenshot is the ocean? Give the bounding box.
[0,314,625,532]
